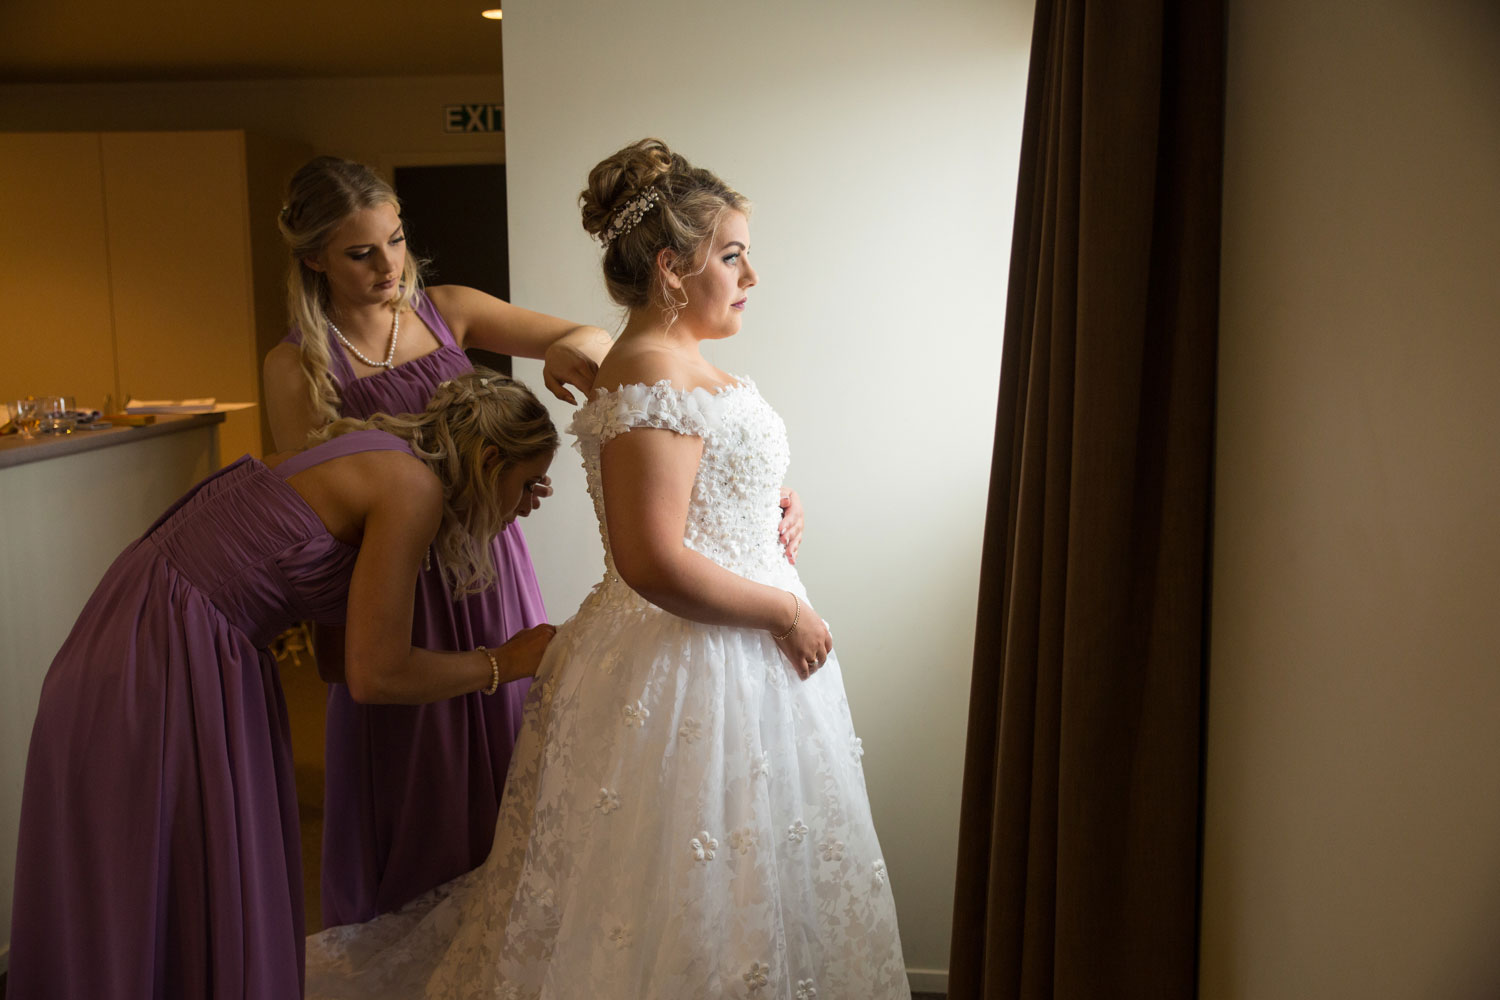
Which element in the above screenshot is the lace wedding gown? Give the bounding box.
[306,380,910,999]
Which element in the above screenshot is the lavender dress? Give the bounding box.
[6,429,409,999]
[291,292,546,927]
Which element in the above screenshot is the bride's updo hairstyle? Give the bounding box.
[580,138,749,324]
[312,369,557,597]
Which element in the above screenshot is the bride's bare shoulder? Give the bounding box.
[592,345,694,395]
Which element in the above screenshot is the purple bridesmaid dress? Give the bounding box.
[7,429,411,999]
[290,291,546,927]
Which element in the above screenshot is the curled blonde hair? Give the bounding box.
[279,156,425,428]
[313,370,558,597]
[579,138,749,326]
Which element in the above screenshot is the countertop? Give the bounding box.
[0,412,226,471]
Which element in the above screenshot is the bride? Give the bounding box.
[307,139,910,999]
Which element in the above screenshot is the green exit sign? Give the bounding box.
[444,104,504,133]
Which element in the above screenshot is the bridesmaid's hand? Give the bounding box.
[542,327,610,405]
[778,488,805,564]
[772,596,832,681]
[496,623,558,683]
[516,475,554,517]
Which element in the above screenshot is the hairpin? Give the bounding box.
[600,187,661,248]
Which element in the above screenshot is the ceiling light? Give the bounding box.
[481,8,503,18]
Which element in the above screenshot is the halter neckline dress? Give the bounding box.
[8,429,413,998]
[293,290,548,926]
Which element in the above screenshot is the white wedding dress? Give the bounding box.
[306,380,910,999]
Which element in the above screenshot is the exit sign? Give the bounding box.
[444,104,504,133]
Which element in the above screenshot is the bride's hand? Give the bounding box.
[773,597,833,680]
[778,488,804,565]
[495,623,558,683]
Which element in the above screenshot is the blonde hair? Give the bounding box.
[579,139,750,326]
[313,370,558,597]
[279,156,425,428]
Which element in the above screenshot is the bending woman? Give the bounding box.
[7,372,559,999]
[262,156,612,927]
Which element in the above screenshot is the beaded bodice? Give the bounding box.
[569,379,794,589]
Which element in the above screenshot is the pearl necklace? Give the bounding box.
[329,308,400,369]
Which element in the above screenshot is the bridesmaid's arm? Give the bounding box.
[263,341,323,451]
[426,285,612,404]
[601,428,832,679]
[340,457,552,703]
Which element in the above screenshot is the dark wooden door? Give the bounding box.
[394,162,512,374]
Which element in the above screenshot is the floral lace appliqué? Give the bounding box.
[607,922,633,950]
[744,961,771,993]
[691,831,719,862]
[729,827,757,856]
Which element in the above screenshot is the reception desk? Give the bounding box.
[0,413,223,971]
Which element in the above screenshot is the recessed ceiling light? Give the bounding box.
[481,8,503,18]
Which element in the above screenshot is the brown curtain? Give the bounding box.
[947,0,1224,997]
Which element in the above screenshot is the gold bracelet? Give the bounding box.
[772,592,800,640]
[477,645,500,695]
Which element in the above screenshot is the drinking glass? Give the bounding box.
[9,396,40,438]
[40,395,77,434]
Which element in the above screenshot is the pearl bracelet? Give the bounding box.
[772,592,800,640]
[477,645,500,695]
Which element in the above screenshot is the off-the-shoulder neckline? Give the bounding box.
[585,376,755,405]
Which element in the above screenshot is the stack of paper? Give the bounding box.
[125,398,256,414]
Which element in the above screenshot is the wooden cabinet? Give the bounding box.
[0,130,288,464]
[0,133,117,413]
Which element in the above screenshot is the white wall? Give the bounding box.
[0,425,220,968]
[502,0,1032,987]
[1203,1,1500,996]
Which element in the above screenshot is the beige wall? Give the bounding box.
[501,0,1032,988]
[1203,1,1500,997]
[0,74,505,169]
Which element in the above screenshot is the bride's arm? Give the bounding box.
[602,427,832,677]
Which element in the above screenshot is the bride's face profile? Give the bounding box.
[672,210,757,340]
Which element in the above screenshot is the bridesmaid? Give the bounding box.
[7,371,559,999]
[261,156,612,927]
